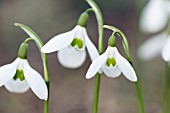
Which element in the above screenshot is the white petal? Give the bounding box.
[162,37,170,61]
[102,63,121,78]
[83,28,99,61]
[41,28,76,53]
[57,46,86,68]
[115,48,137,82]
[86,47,110,79]
[0,58,20,86]
[4,79,29,93]
[23,60,48,100]
[140,0,168,33]
[137,32,166,61]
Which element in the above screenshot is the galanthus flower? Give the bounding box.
[137,31,170,62]
[41,12,99,68]
[86,46,137,82]
[0,43,48,100]
[139,0,169,33]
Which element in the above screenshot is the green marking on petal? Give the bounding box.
[106,57,116,67]
[13,70,25,81]
[71,38,83,49]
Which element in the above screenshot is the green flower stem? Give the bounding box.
[93,73,101,113]
[135,80,145,113]
[86,0,104,54]
[85,8,94,13]
[24,38,34,43]
[14,23,50,113]
[104,25,145,113]
[163,62,170,113]
[86,0,104,113]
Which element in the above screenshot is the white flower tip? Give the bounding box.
[41,47,48,53]
[86,74,92,79]
[41,46,56,54]
[43,93,48,101]
[36,86,48,100]
[131,75,137,82]
[128,71,138,82]
[162,51,170,62]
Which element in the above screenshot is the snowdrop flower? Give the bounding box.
[140,0,169,33]
[0,43,48,100]
[42,12,99,68]
[86,46,137,82]
[138,31,170,62]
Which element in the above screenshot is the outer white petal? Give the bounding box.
[162,37,170,61]
[86,47,110,79]
[102,63,121,78]
[57,46,86,68]
[114,48,137,82]
[0,58,20,86]
[23,60,48,100]
[140,0,168,33]
[137,32,166,61]
[41,28,76,53]
[4,79,29,93]
[83,28,99,61]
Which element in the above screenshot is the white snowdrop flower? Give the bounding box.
[138,31,170,62]
[86,46,137,82]
[0,43,48,100]
[41,12,99,68]
[140,0,169,33]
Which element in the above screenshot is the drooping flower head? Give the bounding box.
[86,34,137,82]
[0,43,48,100]
[41,12,99,68]
[138,29,170,62]
[140,0,169,33]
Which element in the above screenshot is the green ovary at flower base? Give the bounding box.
[0,42,48,100]
[41,11,99,68]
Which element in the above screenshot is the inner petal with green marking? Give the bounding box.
[106,57,116,67]
[71,38,83,49]
[13,70,25,81]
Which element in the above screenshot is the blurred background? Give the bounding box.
[0,0,164,113]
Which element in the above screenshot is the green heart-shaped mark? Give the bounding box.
[71,38,83,49]
[13,70,25,81]
[106,57,116,67]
